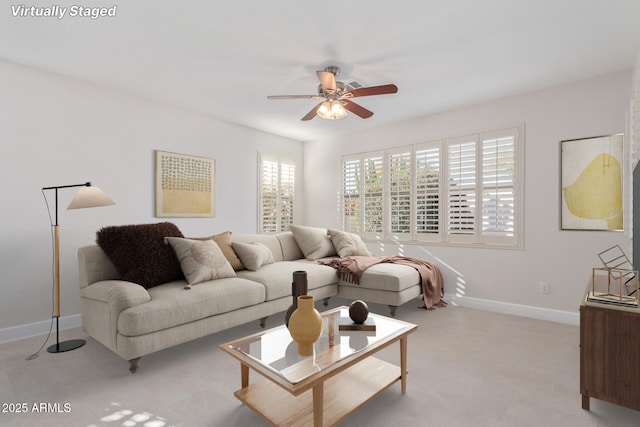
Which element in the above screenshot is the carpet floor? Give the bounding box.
[1,297,639,426]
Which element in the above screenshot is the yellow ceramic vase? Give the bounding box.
[288,295,322,356]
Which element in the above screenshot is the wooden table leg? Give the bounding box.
[313,382,324,427]
[241,363,249,388]
[400,336,408,394]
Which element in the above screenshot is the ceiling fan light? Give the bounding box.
[317,100,347,120]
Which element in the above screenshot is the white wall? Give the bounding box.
[304,71,632,318]
[0,60,303,336]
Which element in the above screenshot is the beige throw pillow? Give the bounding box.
[328,229,372,257]
[165,237,236,285]
[289,225,336,260]
[231,242,275,271]
[190,231,244,271]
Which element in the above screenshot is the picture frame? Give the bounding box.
[560,134,623,231]
[155,150,216,218]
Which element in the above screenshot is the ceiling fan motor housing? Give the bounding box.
[324,65,341,76]
[318,81,345,98]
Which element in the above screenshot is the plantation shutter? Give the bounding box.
[279,161,295,232]
[259,155,295,234]
[342,155,362,233]
[339,125,521,248]
[414,142,442,241]
[481,129,517,245]
[363,152,384,238]
[388,147,412,240]
[446,136,477,243]
[260,158,278,233]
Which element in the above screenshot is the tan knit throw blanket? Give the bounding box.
[319,256,446,309]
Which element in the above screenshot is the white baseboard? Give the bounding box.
[444,293,580,326]
[0,314,82,344]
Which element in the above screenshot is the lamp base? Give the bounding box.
[47,339,86,353]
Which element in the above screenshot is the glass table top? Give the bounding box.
[224,307,415,384]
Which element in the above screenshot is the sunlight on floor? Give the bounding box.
[88,402,171,427]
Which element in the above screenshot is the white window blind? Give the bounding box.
[343,156,361,234]
[363,153,384,237]
[259,155,295,234]
[340,126,521,248]
[481,129,517,245]
[388,147,412,239]
[447,137,477,243]
[415,143,441,241]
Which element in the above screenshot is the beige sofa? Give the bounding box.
[78,231,423,373]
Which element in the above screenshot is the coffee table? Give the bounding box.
[220,305,417,426]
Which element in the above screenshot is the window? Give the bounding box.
[415,143,441,241]
[259,155,295,233]
[340,126,522,248]
[388,147,412,239]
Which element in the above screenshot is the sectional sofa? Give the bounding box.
[77,224,426,373]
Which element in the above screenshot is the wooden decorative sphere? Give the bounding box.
[349,300,369,324]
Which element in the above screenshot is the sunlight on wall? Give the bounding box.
[88,402,169,427]
[391,234,405,256]
[418,246,466,306]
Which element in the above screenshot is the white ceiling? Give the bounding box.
[2,1,640,142]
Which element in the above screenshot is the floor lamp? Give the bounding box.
[42,182,115,353]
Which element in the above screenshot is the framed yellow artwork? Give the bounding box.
[561,134,623,230]
[155,150,215,218]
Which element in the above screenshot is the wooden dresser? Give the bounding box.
[580,276,640,411]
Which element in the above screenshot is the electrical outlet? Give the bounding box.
[539,282,550,294]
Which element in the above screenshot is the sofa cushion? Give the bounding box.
[96,222,184,289]
[118,277,266,336]
[236,261,337,301]
[275,232,304,261]
[190,231,244,271]
[232,242,274,271]
[337,262,420,292]
[289,225,336,260]
[328,230,372,257]
[165,237,236,285]
[231,233,285,262]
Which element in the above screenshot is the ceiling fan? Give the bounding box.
[267,66,398,121]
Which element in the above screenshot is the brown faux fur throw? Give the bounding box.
[319,256,446,309]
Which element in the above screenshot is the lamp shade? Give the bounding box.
[67,186,115,210]
[317,100,347,120]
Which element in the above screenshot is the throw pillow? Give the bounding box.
[328,230,372,257]
[289,225,336,260]
[231,242,275,271]
[190,231,244,271]
[165,237,236,285]
[96,222,184,289]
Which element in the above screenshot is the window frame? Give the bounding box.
[258,153,295,234]
[340,125,523,249]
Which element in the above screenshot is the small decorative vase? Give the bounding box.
[349,300,369,324]
[288,295,322,356]
[285,271,308,327]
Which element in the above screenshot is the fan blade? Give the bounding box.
[316,71,337,92]
[301,102,324,121]
[267,95,322,99]
[343,84,398,98]
[342,99,374,119]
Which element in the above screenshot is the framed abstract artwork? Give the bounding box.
[155,150,216,218]
[561,134,623,230]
